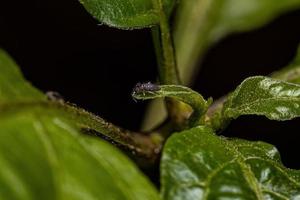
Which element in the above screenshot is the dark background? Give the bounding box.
[0,1,300,168]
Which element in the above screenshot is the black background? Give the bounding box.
[0,1,300,169]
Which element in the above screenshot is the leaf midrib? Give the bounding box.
[225,140,300,199]
[222,139,264,200]
[226,96,300,117]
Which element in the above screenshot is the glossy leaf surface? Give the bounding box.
[223,76,300,121]
[78,0,175,28]
[0,50,160,200]
[161,126,300,200]
[208,46,300,131]
[174,0,300,84]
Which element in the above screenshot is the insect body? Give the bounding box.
[132,82,160,95]
[132,82,161,102]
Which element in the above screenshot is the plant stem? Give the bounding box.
[0,101,160,161]
[152,0,180,85]
[147,0,194,131]
[62,103,157,156]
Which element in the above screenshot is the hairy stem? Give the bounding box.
[0,101,160,161]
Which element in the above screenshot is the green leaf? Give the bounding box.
[208,46,300,131]
[161,126,300,200]
[78,0,176,29]
[223,76,300,121]
[0,49,156,157]
[174,0,300,84]
[0,108,160,200]
[0,49,45,102]
[132,83,210,127]
[0,49,160,199]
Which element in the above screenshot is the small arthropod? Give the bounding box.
[46,91,64,103]
[132,82,160,94]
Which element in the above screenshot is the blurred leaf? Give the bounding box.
[161,126,300,200]
[0,50,160,199]
[0,49,153,155]
[0,108,160,200]
[0,49,45,102]
[78,0,176,29]
[174,0,300,84]
[223,76,300,121]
